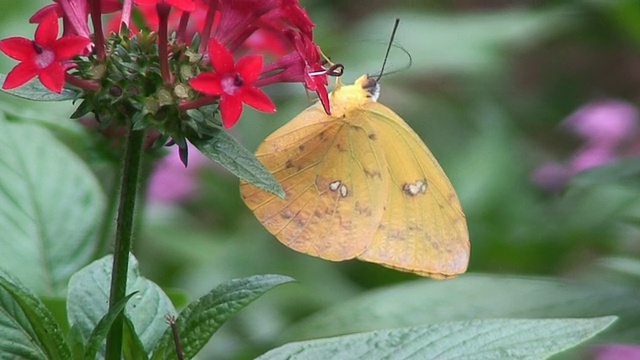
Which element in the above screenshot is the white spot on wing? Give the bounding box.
[403,179,428,197]
[339,184,348,198]
[329,180,349,198]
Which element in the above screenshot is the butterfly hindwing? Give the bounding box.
[240,103,388,261]
[356,102,470,277]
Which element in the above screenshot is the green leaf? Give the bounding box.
[151,274,294,360]
[41,297,69,334]
[259,317,616,360]
[163,288,190,310]
[0,269,71,360]
[67,254,176,356]
[190,131,285,198]
[284,274,640,343]
[67,325,85,360]
[598,257,640,279]
[0,74,77,101]
[341,9,569,77]
[0,113,105,296]
[123,316,150,360]
[83,293,137,360]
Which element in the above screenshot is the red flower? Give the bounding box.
[189,39,276,128]
[0,13,91,93]
[135,0,195,12]
[212,0,280,49]
[256,31,332,114]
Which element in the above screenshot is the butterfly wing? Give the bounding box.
[356,102,470,278]
[240,103,389,261]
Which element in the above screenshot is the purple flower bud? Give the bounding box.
[569,146,616,173]
[564,99,639,147]
[531,162,571,191]
[148,143,209,204]
[593,344,640,360]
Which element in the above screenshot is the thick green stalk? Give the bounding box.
[105,128,146,360]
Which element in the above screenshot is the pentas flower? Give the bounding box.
[189,40,276,128]
[532,99,640,191]
[0,13,91,93]
[244,28,291,57]
[593,344,640,360]
[148,143,209,204]
[135,0,195,12]
[257,31,334,114]
[1,0,337,142]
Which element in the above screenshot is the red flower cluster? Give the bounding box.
[0,0,335,128]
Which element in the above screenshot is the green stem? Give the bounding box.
[105,128,146,360]
[92,169,119,259]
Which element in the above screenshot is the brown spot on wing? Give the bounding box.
[363,168,382,179]
[285,159,295,169]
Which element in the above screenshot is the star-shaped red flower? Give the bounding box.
[134,0,195,12]
[189,39,276,128]
[0,13,91,93]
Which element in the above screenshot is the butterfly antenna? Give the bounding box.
[375,18,401,82]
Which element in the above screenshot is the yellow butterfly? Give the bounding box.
[240,75,469,278]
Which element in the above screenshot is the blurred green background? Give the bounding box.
[2,0,640,359]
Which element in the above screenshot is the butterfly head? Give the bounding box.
[355,75,381,102]
[330,74,381,112]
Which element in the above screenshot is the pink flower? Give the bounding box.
[148,144,209,204]
[532,99,640,191]
[0,13,91,93]
[569,146,616,174]
[257,31,333,114]
[564,99,639,147]
[189,39,276,128]
[593,344,640,360]
[135,0,195,12]
[530,162,571,192]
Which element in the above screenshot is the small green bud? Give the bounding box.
[157,88,173,106]
[180,64,194,80]
[144,98,160,114]
[174,83,190,99]
[91,64,107,79]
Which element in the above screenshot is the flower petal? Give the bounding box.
[30,4,63,24]
[208,39,235,74]
[0,37,36,61]
[58,0,92,38]
[166,0,195,12]
[236,55,263,84]
[35,13,59,47]
[219,95,243,128]
[54,35,91,60]
[189,73,223,95]
[2,62,39,89]
[241,87,276,113]
[39,62,65,93]
[315,82,330,114]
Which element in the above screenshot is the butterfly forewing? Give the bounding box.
[356,102,470,277]
[241,103,388,261]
